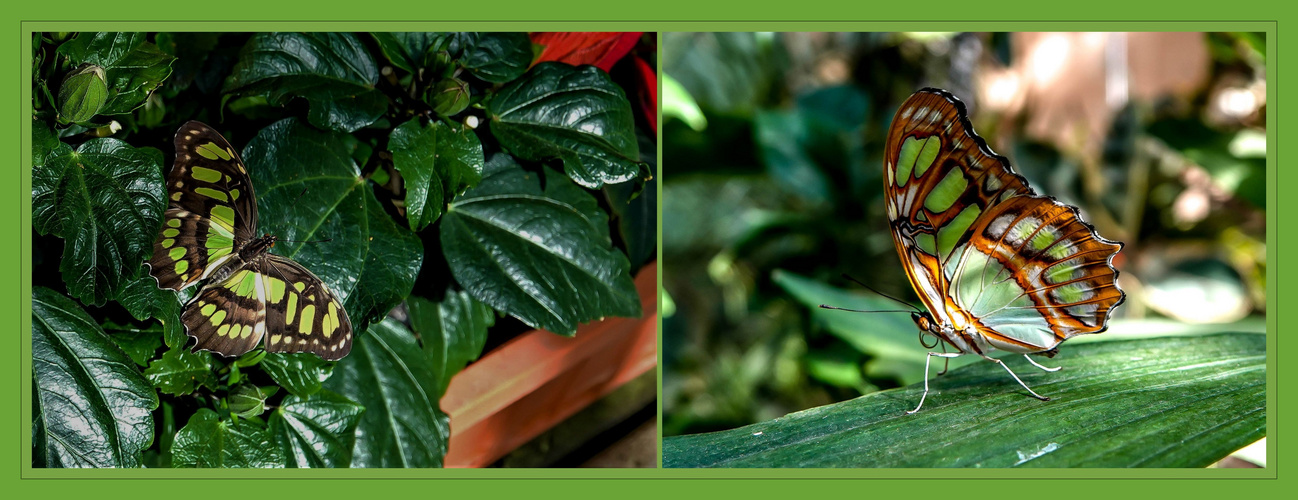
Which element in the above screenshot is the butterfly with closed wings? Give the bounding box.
[831,88,1125,413]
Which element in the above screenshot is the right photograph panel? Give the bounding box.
[659,32,1267,468]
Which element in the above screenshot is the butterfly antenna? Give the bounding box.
[818,305,917,314]
[839,273,924,313]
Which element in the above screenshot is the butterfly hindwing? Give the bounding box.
[181,267,268,358]
[255,255,353,361]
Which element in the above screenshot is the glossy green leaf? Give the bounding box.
[101,320,163,367]
[664,333,1266,468]
[488,62,646,188]
[171,408,284,468]
[604,131,658,269]
[144,348,216,396]
[371,32,446,74]
[224,33,384,133]
[111,264,186,349]
[773,269,977,383]
[56,32,176,115]
[307,89,388,134]
[32,287,159,468]
[440,154,642,335]
[261,352,335,399]
[244,118,423,333]
[32,138,165,306]
[269,391,365,468]
[324,318,448,467]
[32,119,70,167]
[389,118,485,231]
[408,291,495,395]
[460,32,533,83]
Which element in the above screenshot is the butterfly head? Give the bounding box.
[912,312,944,349]
[911,311,932,331]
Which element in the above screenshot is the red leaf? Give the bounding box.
[530,32,642,71]
[630,55,657,132]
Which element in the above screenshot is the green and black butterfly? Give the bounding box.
[147,121,353,361]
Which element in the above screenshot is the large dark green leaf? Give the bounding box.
[605,130,658,269]
[112,264,186,349]
[171,409,284,468]
[372,32,441,74]
[488,62,646,188]
[101,320,164,367]
[260,352,335,399]
[754,109,832,204]
[663,333,1266,468]
[224,33,384,132]
[32,138,165,306]
[32,118,69,167]
[144,348,216,396]
[773,270,978,383]
[389,118,485,231]
[56,32,176,115]
[323,319,448,467]
[244,118,423,333]
[371,32,475,74]
[408,291,494,396]
[32,287,158,468]
[459,32,533,83]
[440,154,641,336]
[269,391,365,468]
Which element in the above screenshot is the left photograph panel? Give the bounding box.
[29,31,659,468]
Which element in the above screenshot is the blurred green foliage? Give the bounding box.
[661,32,1267,438]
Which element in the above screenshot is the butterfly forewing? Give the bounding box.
[884,88,1123,353]
[148,121,258,291]
[169,121,259,237]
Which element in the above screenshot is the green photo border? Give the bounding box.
[3,0,1288,496]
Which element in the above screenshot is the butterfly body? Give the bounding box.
[147,121,353,361]
[881,88,1124,411]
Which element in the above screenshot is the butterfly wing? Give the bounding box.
[255,254,353,361]
[884,88,1124,353]
[148,121,259,291]
[182,266,268,358]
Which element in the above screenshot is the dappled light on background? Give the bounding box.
[1027,33,1070,87]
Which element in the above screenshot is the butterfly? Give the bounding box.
[147,121,353,361]
[880,88,1124,413]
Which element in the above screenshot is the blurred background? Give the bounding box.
[660,31,1267,458]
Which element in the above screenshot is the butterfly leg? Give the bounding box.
[936,341,951,376]
[984,355,1050,401]
[907,351,965,414]
[1023,354,1062,372]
